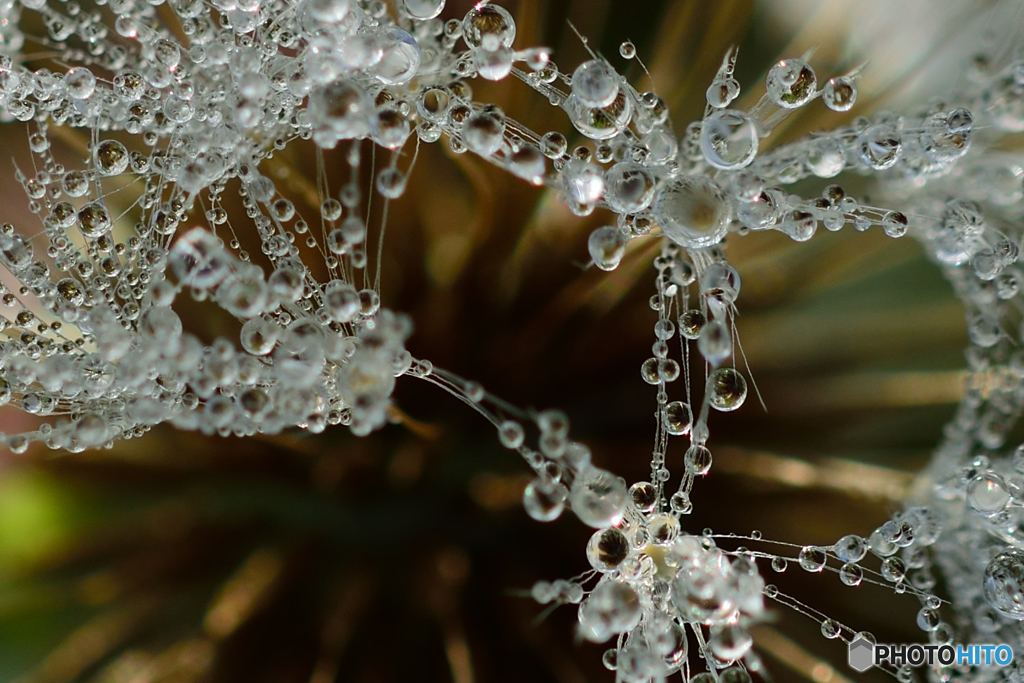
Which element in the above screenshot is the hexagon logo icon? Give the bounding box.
[848,637,875,672]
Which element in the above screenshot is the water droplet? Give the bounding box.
[570,466,627,528]
[822,76,856,111]
[679,309,706,339]
[711,624,753,660]
[798,546,826,572]
[766,58,817,108]
[700,109,758,170]
[984,550,1024,619]
[881,557,906,583]
[833,534,868,563]
[604,162,655,214]
[648,513,680,545]
[857,124,901,170]
[571,60,619,109]
[917,607,941,632]
[708,368,747,411]
[588,225,628,271]
[587,527,630,571]
[462,4,515,49]
[839,562,863,586]
[498,420,525,448]
[94,139,129,176]
[684,444,712,475]
[629,481,657,513]
[78,202,112,238]
[881,211,909,238]
[523,477,568,522]
[653,176,730,249]
[401,0,444,19]
[663,401,692,436]
[968,473,1010,513]
[463,108,506,156]
[565,91,631,141]
[820,619,841,639]
[670,490,692,514]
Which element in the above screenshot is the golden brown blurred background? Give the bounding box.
[0,0,1013,681]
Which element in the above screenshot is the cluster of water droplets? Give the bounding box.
[518,21,1024,683]
[2,0,1024,679]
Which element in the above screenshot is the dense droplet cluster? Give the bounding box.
[1,0,1024,680]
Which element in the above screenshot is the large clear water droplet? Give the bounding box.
[700,109,757,170]
[653,176,730,250]
[984,550,1024,620]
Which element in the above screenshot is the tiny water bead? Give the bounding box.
[679,309,706,339]
[917,607,941,632]
[820,619,842,639]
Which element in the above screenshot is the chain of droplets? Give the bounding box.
[505,23,1024,683]
[1,0,1024,680]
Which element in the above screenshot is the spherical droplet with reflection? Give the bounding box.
[840,562,863,586]
[832,534,868,563]
[78,202,113,238]
[708,368,747,411]
[523,477,568,522]
[588,225,628,271]
[94,139,129,176]
[461,3,515,49]
[570,465,627,528]
[710,624,753,661]
[571,59,619,109]
[604,161,655,214]
[984,549,1024,620]
[766,58,817,109]
[967,473,1010,514]
[586,527,630,572]
[653,176,730,250]
[700,109,758,170]
[400,0,443,20]
[823,76,857,111]
[578,578,642,642]
[798,546,826,572]
[684,444,712,475]
[663,400,692,436]
[629,481,657,513]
